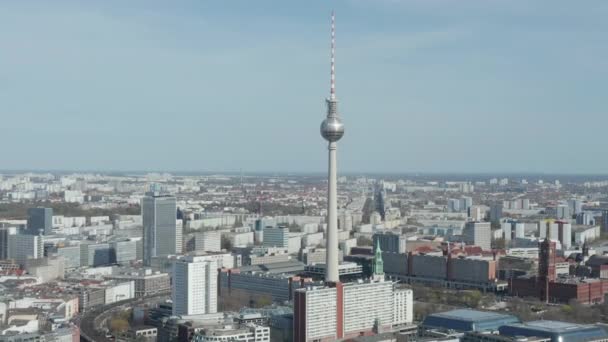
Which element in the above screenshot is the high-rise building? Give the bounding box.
[567,199,583,215]
[490,204,503,224]
[172,255,218,316]
[8,234,43,266]
[464,222,491,251]
[27,207,53,235]
[556,204,570,220]
[142,191,179,266]
[372,231,406,254]
[601,210,608,233]
[556,221,572,250]
[460,196,473,214]
[111,240,138,264]
[263,226,289,249]
[447,198,460,213]
[0,227,17,259]
[294,280,413,341]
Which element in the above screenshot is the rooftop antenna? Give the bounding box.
[330,10,336,101]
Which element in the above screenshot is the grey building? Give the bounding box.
[111,240,138,264]
[464,222,491,250]
[108,269,170,298]
[56,245,81,269]
[0,227,17,259]
[27,207,53,235]
[490,204,503,224]
[142,192,178,266]
[8,234,43,266]
[263,226,289,248]
[80,242,111,266]
[372,231,407,254]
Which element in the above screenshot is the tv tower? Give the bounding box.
[320,10,344,283]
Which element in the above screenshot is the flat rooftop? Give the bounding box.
[430,309,514,322]
[508,320,595,333]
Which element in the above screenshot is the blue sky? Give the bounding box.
[1,0,607,173]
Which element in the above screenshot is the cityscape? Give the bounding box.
[2,1,608,342]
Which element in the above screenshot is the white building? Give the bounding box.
[294,281,413,341]
[172,255,218,316]
[193,324,270,342]
[464,222,491,251]
[195,231,222,252]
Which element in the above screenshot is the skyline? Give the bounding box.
[3,0,608,173]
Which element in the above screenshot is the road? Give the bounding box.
[80,292,170,342]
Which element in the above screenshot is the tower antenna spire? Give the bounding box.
[330,10,336,100]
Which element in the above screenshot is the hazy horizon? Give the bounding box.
[2,0,607,174]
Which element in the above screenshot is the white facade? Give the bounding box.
[194,324,270,342]
[194,231,222,252]
[464,222,491,250]
[393,288,413,325]
[343,281,393,333]
[172,255,218,316]
[303,287,337,341]
[105,281,135,304]
[297,281,413,341]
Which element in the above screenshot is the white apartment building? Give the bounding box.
[294,280,413,341]
[172,255,218,316]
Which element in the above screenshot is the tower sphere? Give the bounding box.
[321,116,344,142]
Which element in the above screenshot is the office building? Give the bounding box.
[111,240,138,264]
[172,255,218,316]
[8,234,43,266]
[27,207,53,235]
[80,242,111,267]
[194,231,222,252]
[567,199,583,216]
[490,204,503,224]
[108,269,170,298]
[56,245,81,269]
[373,231,407,254]
[263,226,289,248]
[556,205,570,220]
[0,227,17,259]
[447,199,460,213]
[464,222,491,250]
[142,191,179,266]
[460,197,473,214]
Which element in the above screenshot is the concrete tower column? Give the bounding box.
[326,141,339,282]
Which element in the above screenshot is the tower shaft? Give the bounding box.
[326,142,339,282]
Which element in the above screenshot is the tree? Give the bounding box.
[109,318,129,334]
[221,235,233,251]
[357,236,372,246]
[493,238,506,250]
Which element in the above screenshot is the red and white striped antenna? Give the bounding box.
[330,10,336,100]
